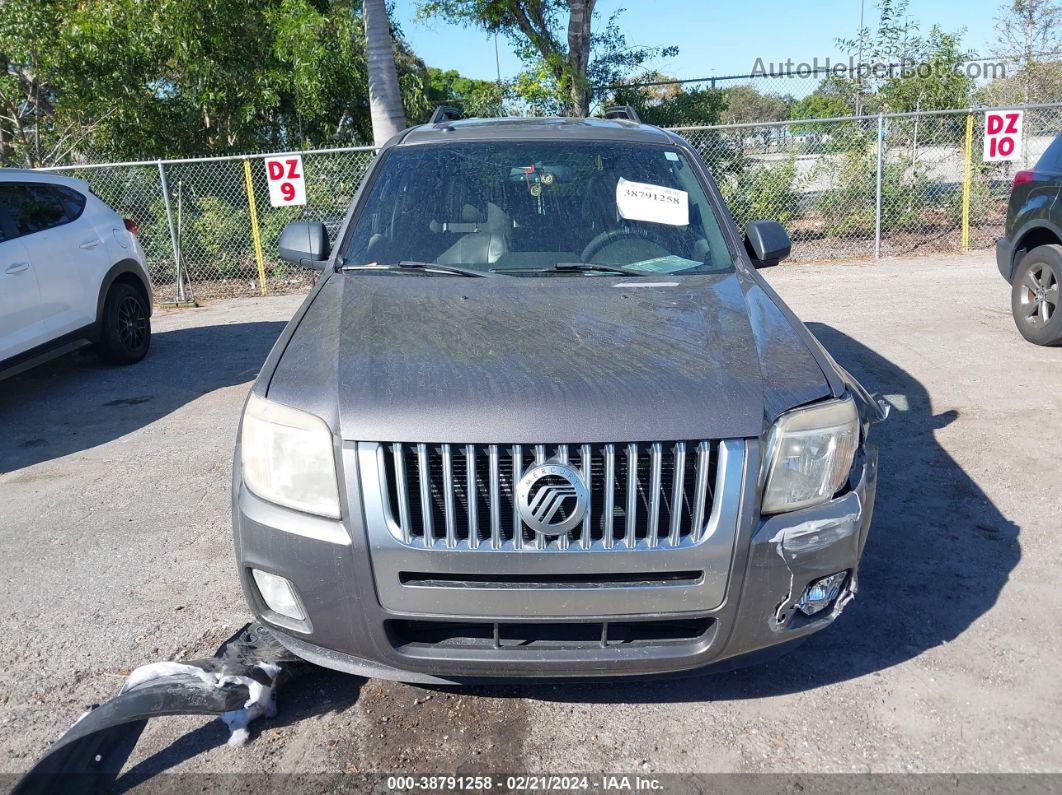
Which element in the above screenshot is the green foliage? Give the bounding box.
[989,0,1062,103]
[946,161,1009,227]
[586,10,678,106]
[611,82,726,127]
[416,1,677,115]
[789,89,867,152]
[0,0,434,166]
[834,0,974,114]
[837,0,921,80]
[510,58,566,115]
[980,61,1062,105]
[720,158,802,229]
[878,27,975,112]
[426,67,505,117]
[720,86,792,125]
[815,148,933,237]
[189,196,252,279]
[790,93,853,123]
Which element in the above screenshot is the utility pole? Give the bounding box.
[855,0,865,117]
[494,33,503,115]
[494,33,502,84]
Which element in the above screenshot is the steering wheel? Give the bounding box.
[580,227,668,264]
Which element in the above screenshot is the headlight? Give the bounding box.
[762,396,859,514]
[240,393,340,518]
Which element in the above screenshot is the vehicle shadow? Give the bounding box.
[0,321,286,473]
[478,323,1022,703]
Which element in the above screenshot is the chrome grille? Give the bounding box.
[380,441,719,551]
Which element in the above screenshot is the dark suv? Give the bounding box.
[996,132,1062,346]
[232,111,886,682]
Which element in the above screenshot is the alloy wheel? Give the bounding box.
[117,295,148,350]
[1018,263,1058,327]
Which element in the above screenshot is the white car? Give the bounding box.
[0,170,153,379]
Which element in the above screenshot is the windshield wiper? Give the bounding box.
[341,260,492,277]
[490,262,647,277]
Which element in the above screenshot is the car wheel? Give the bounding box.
[1011,244,1062,346]
[98,282,151,364]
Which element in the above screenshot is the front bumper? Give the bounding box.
[232,440,878,683]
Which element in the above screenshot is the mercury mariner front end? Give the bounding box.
[233,396,879,682]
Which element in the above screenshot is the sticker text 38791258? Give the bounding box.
[615,177,689,226]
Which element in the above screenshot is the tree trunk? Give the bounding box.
[364,0,407,146]
[565,0,596,117]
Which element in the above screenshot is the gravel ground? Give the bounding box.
[1,252,1060,784]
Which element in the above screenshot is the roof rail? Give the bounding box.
[429,105,462,125]
[603,105,641,123]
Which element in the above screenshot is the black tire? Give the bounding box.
[1011,244,1062,346]
[98,282,151,364]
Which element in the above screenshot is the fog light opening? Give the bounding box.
[796,571,848,617]
[251,569,306,621]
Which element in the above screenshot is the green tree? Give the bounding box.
[987,0,1062,103]
[878,27,975,111]
[416,1,676,116]
[611,76,726,127]
[0,0,83,165]
[790,92,854,122]
[427,67,504,116]
[0,0,434,166]
[720,157,802,229]
[720,85,792,124]
[835,0,972,113]
[790,87,865,152]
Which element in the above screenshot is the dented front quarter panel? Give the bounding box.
[719,444,879,659]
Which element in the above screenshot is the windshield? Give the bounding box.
[342,141,735,276]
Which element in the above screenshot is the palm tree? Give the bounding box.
[364,0,406,146]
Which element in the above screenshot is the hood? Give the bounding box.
[266,270,833,443]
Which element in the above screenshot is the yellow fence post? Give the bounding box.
[961,112,974,252]
[243,158,268,295]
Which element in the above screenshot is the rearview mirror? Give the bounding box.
[279,221,330,269]
[744,220,791,268]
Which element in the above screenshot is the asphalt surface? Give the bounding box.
[1,252,1060,782]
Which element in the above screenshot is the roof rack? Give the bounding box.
[603,105,641,123]
[429,105,462,125]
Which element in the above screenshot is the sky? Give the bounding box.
[392,0,1006,85]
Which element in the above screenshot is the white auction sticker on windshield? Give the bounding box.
[615,178,688,226]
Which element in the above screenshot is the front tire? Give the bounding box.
[1011,244,1062,346]
[98,282,151,364]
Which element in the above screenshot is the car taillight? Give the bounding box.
[123,218,139,236]
[1013,170,1034,189]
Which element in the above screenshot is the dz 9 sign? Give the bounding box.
[265,155,307,207]
[983,110,1023,163]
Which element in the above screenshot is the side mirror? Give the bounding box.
[744,220,791,268]
[278,221,330,269]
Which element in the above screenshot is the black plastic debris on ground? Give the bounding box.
[14,622,302,794]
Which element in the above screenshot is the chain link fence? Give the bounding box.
[680,102,1062,261]
[38,103,1061,304]
[42,147,376,303]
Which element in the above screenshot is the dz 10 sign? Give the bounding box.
[983,110,1023,162]
[265,155,307,207]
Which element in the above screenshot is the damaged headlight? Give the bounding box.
[761,396,859,514]
[240,393,341,518]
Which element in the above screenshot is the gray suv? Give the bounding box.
[232,112,885,682]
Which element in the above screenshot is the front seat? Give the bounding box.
[580,171,620,238]
[435,201,510,265]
